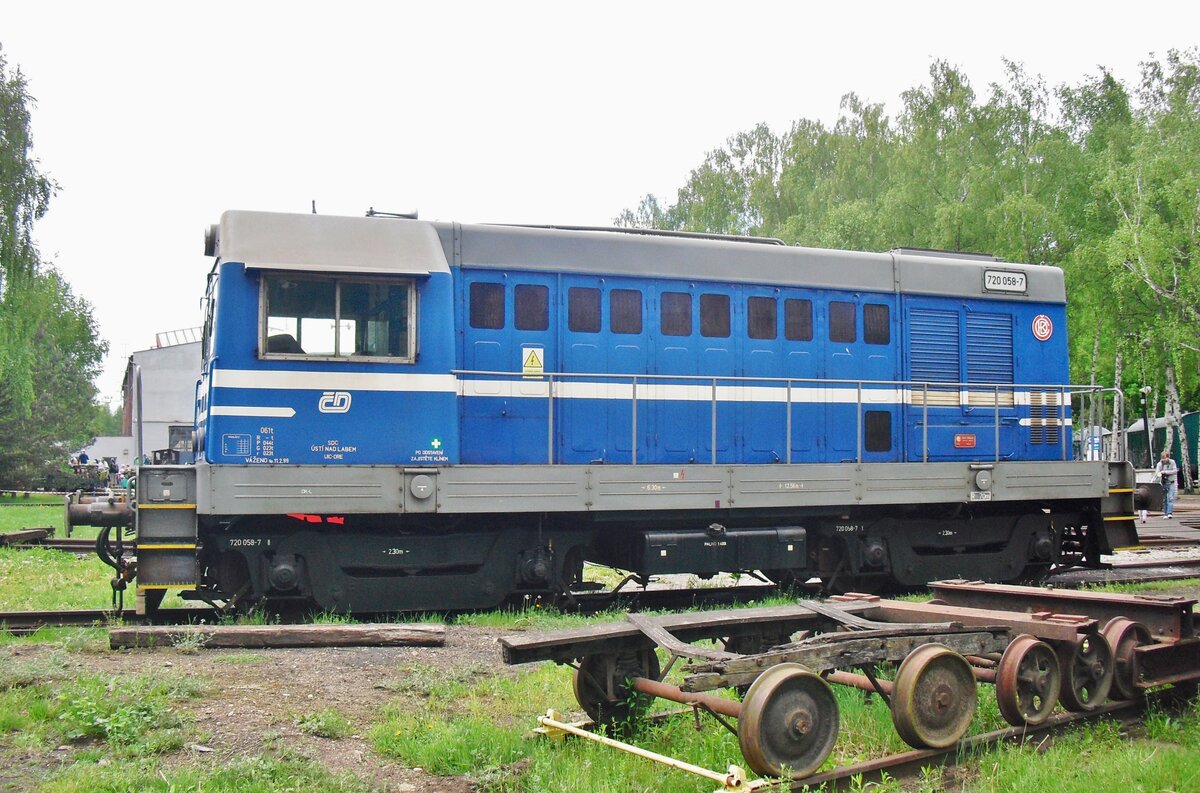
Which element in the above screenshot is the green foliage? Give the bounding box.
[0,48,108,488]
[0,669,205,758]
[619,49,1200,410]
[0,267,108,487]
[975,703,1200,792]
[295,708,352,739]
[36,755,371,793]
[0,45,57,413]
[88,400,123,439]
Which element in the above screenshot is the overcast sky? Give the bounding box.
[4,1,1198,402]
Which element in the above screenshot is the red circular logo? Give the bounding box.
[1032,314,1053,341]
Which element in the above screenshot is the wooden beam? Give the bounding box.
[110,622,445,649]
[0,528,50,545]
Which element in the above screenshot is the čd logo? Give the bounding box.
[318,391,352,413]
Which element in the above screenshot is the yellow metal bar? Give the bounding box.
[139,503,197,510]
[137,585,178,590]
[536,710,757,790]
[1108,488,1134,494]
[1104,515,1137,522]
[137,544,197,550]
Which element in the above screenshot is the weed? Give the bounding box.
[310,610,358,624]
[38,755,371,792]
[917,764,944,792]
[296,708,352,739]
[221,606,273,625]
[385,661,494,697]
[1143,706,1179,743]
[170,629,213,654]
[0,670,205,757]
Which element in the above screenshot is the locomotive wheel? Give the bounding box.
[1055,633,1114,711]
[572,650,661,728]
[553,545,587,608]
[1101,618,1151,701]
[995,634,1060,726]
[891,643,978,749]
[737,663,839,778]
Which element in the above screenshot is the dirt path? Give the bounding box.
[2,625,521,791]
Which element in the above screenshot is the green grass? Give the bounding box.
[0,661,208,758]
[0,548,117,611]
[453,604,623,631]
[0,520,1195,792]
[0,492,63,506]
[454,592,808,632]
[296,708,353,739]
[33,755,371,793]
[1084,578,1200,595]
[369,628,1200,793]
[0,505,63,534]
[970,701,1200,792]
[0,504,115,615]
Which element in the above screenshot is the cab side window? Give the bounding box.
[263,273,415,361]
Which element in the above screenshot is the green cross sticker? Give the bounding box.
[430,438,442,450]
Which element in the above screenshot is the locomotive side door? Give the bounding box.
[741,287,788,463]
[558,276,652,464]
[821,292,901,463]
[460,270,558,463]
[902,297,1018,461]
[779,291,822,463]
[648,283,701,464]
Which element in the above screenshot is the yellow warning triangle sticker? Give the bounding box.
[523,348,543,371]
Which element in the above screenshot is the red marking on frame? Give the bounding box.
[954,434,977,448]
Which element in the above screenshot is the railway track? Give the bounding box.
[11,537,105,553]
[0,607,220,635]
[0,548,1195,636]
[553,695,1164,792]
[1046,557,1200,587]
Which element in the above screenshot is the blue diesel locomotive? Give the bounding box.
[122,210,1136,613]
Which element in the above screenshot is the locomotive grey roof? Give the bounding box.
[209,210,1064,303]
[441,222,1065,304]
[214,210,450,275]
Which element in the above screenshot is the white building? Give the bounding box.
[120,329,202,462]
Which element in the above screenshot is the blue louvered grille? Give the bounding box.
[966,313,1014,384]
[910,309,960,383]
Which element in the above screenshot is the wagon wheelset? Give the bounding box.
[890,643,978,749]
[1055,632,1114,712]
[995,634,1060,727]
[1101,617,1151,701]
[572,650,660,729]
[737,663,839,779]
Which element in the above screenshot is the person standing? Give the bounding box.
[1155,450,1180,519]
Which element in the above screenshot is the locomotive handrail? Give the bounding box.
[452,368,1110,466]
